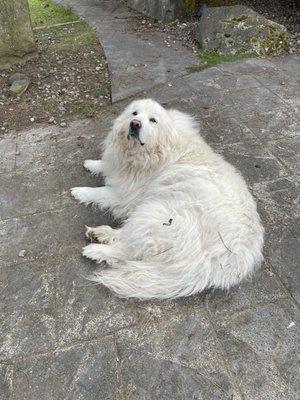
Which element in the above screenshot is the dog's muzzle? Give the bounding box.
[128,119,144,145]
[129,119,141,138]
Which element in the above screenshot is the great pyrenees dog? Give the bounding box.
[71,99,264,299]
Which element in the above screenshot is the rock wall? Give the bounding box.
[0,0,37,69]
[127,0,189,22]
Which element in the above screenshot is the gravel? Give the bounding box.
[0,23,110,134]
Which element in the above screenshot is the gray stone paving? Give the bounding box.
[1,1,300,399]
[55,0,202,102]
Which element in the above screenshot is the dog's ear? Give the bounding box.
[167,109,199,136]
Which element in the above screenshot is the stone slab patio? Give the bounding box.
[0,0,299,398]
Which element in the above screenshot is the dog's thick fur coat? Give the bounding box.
[72,99,264,299]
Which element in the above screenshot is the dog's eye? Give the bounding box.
[150,118,157,123]
[132,111,137,116]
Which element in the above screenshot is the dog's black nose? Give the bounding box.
[130,119,142,130]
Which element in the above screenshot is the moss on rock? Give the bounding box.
[196,5,288,56]
[181,0,197,10]
[250,26,288,55]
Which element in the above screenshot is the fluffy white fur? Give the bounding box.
[71,99,264,299]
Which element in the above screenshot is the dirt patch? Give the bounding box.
[0,21,110,134]
[127,16,199,54]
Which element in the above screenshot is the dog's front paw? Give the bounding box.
[82,243,106,262]
[71,187,93,205]
[85,226,104,243]
[85,225,117,244]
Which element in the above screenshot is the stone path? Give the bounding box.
[55,0,201,102]
[1,1,300,399]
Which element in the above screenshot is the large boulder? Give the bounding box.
[196,5,288,55]
[127,0,190,22]
[0,0,37,69]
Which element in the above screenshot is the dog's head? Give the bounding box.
[108,99,199,170]
[112,99,174,148]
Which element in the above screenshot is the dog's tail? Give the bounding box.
[87,259,212,300]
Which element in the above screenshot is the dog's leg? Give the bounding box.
[84,160,104,175]
[71,186,114,208]
[85,225,119,244]
[82,243,123,264]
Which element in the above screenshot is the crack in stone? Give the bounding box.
[0,323,139,365]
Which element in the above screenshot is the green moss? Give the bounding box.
[90,83,109,98]
[28,0,79,27]
[181,0,197,10]
[186,65,207,73]
[268,25,277,33]
[250,27,288,55]
[223,14,248,25]
[181,0,234,11]
[205,0,233,6]
[232,14,248,22]
[197,48,252,67]
[256,25,265,34]
[188,49,252,72]
[76,102,94,117]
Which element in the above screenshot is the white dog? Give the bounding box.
[71,99,264,299]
